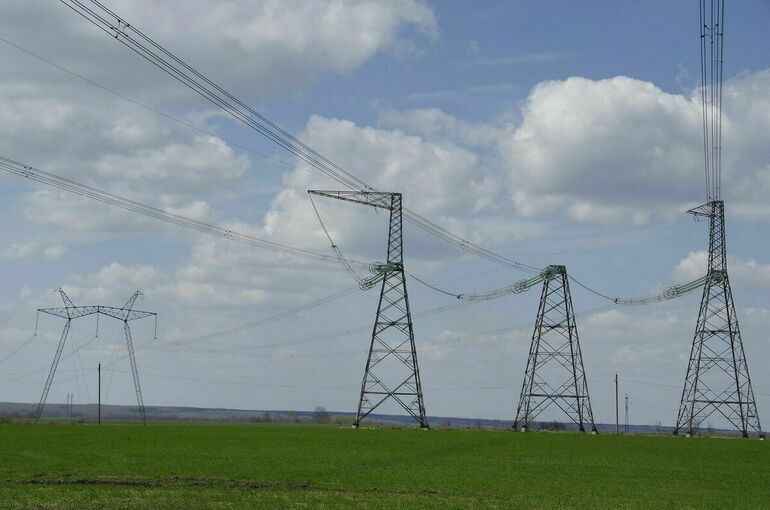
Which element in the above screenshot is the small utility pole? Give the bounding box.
[625,393,629,433]
[98,363,101,426]
[615,373,619,434]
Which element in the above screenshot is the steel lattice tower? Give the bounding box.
[514,265,596,433]
[308,190,428,428]
[34,288,157,424]
[674,201,763,438]
[673,1,763,439]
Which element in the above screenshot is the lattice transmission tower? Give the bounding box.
[34,288,157,424]
[514,265,596,433]
[308,191,428,429]
[673,0,763,439]
[674,202,762,438]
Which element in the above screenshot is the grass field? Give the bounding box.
[0,424,768,509]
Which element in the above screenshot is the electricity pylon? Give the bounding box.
[514,265,596,433]
[34,288,157,424]
[673,1,763,439]
[308,190,428,428]
[674,201,763,438]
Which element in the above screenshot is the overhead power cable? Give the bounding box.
[410,266,711,306]
[699,0,725,201]
[2,146,705,312]
[308,193,364,287]
[0,154,370,269]
[0,335,37,367]
[0,35,303,175]
[151,298,478,355]
[158,286,359,348]
[57,0,541,275]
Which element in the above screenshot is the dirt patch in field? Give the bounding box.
[9,477,440,496]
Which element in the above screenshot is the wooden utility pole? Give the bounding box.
[98,363,101,426]
[625,394,629,433]
[615,373,619,434]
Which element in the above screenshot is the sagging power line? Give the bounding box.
[56,0,541,275]
[0,154,370,270]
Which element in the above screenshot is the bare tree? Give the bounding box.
[312,406,330,424]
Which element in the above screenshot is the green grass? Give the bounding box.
[0,424,767,509]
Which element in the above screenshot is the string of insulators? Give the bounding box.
[359,262,400,291]
[452,265,712,306]
[457,265,564,301]
[612,274,713,305]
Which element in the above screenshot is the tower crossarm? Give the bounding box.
[308,190,395,211]
[96,306,156,322]
[37,306,99,320]
[687,200,721,219]
[37,306,155,321]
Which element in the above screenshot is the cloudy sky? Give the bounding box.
[1,1,769,428]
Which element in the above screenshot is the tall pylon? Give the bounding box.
[34,288,157,424]
[673,1,763,439]
[308,190,428,428]
[514,265,596,433]
[674,201,763,438]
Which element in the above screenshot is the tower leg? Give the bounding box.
[514,266,596,432]
[354,194,428,428]
[124,321,147,425]
[34,319,72,424]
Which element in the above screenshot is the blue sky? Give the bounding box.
[0,0,769,429]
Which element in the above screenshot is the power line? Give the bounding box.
[157,286,359,348]
[56,0,541,275]
[0,35,326,178]
[409,266,709,306]
[0,334,36,367]
[0,154,370,269]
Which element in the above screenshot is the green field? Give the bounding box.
[0,424,767,509]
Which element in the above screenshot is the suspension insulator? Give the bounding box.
[710,271,726,284]
[663,286,679,299]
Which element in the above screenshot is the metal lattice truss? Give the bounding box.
[308,190,428,428]
[34,288,156,425]
[514,266,596,432]
[675,201,763,438]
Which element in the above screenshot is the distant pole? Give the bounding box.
[98,363,101,426]
[615,373,619,434]
[625,394,629,434]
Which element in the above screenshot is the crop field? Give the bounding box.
[0,424,768,509]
